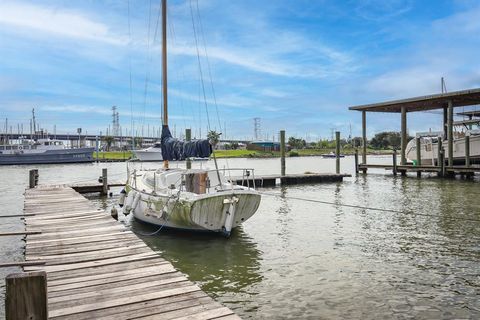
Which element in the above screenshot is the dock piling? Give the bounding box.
[416,137,421,177]
[102,168,108,195]
[465,135,470,167]
[6,271,48,320]
[186,128,192,170]
[335,131,340,174]
[400,106,407,165]
[280,130,286,176]
[361,111,367,173]
[392,149,397,176]
[354,148,359,174]
[29,169,38,188]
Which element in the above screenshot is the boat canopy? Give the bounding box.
[161,125,212,161]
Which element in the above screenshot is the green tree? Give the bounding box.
[103,136,114,151]
[288,136,306,149]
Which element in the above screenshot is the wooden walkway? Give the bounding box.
[22,186,240,320]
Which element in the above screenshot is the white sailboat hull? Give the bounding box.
[122,168,261,235]
[130,189,261,232]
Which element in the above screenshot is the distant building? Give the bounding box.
[247,141,288,152]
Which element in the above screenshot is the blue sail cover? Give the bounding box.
[161,125,212,161]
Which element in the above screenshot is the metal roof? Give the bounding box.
[349,88,480,113]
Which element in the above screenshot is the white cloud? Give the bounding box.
[0,1,125,45]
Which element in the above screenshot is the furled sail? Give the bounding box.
[161,125,212,161]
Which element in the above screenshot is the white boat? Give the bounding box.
[133,142,163,161]
[120,0,261,236]
[0,138,94,165]
[406,128,480,165]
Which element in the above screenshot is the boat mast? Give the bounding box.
[162,0,169,169]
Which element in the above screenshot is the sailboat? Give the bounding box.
[120,0,261,236]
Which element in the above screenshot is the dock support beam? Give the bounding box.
[186,128,192,170]
[416,137,421,177]
[280,130,286,176]
[447,100,454,168]
[102,168,108,195]
[6,271,48,320]
[335,131,340,174]
[361,111,367,173]
[400,106,407,166]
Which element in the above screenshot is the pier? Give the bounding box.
[6,186,240,319]
[350,88,480,177]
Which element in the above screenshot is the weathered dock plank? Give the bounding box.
[21,186,241,319]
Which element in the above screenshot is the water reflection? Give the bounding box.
[130,219,263,298]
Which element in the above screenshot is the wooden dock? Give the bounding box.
[233,173,351,187]
[20,186,240,319]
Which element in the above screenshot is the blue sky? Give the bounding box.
[1,0,480,140]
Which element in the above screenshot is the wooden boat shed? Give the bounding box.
[349,88,480,175]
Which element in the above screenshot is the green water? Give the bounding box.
[1,156,479,319]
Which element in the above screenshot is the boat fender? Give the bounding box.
[118,189,126,208]
[131,192,141,211]
[123,191,135,215]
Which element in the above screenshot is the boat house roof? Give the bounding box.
[349,88,480,113]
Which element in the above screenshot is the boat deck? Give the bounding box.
[22,186,240,319]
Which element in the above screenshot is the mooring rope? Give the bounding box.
[258,191,480,222]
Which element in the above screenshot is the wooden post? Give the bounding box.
[95,135,99,162]
[447,100,454,167]
[416,137,421,177]
[102,168,108,195]
[439,148,445,177]
[465,135,470,167]
[443,106,448,140]
[335,131,340,174]
[354,148,359,174]
[437,139,442,177]
[280,130,286,176]
[361,111,367,173]
[6,271,48,320]
[186,128,192,170]
[401,106,407,165]
[29,169,38,188]
[392,149,397,176]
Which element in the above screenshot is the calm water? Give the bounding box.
[1,156,479,319]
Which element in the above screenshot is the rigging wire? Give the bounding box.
[195,0,222,132]
[127,0,134,147]
[189,0,211,132]
[141,0,156,127]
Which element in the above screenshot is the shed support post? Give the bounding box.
[447,100,454,168]
[443,106,448,139]
[361,111,367,173]
[354,148,359,174]
[437,139,443,177]
[401,106,407,166]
